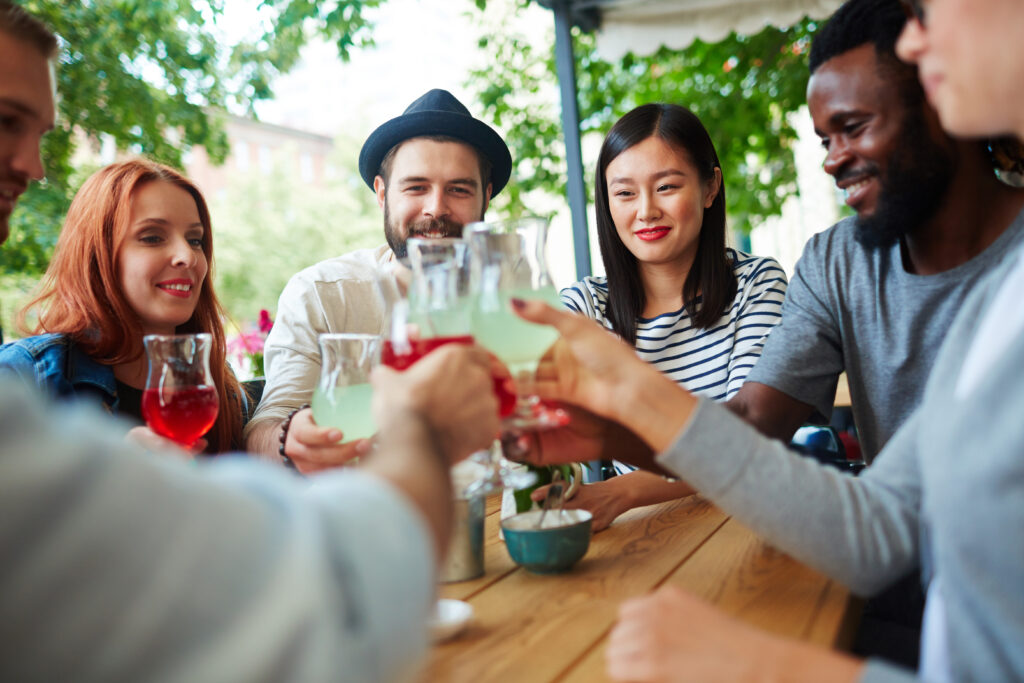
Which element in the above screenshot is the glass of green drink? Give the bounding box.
[312,333,382,442]
[464,217,569,433]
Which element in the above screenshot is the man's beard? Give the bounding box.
[853,113,957,250]
[384,204,467,260]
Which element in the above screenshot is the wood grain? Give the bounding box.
[421,497,857,682]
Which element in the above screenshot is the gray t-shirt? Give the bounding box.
[747,212,1024,461]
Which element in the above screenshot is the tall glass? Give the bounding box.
[312,333,381,441]
[385,237,530,495]
[142,333,220,449]
[464,217,568,430]
[382,237,476,369]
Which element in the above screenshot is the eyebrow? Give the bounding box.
[398,176,480,188]
[0,96,55,132]
[816,110,870,136]
[134,218,204,229]
[609,168,687,185]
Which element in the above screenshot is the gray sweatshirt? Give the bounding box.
[659,247,1024,681]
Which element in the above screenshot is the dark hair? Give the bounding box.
[809,0,925,112]
[378,134,493,191]
[0,0,58,59]
[595,103,735,344]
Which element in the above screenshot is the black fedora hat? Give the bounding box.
[358,89,512,196]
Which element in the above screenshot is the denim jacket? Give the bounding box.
[0,333,254,447]
[0,333,121,412]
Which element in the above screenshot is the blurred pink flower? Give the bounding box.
[228,311,274,377]
[258,309,273,334]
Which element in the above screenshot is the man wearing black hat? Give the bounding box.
[244,89,512,469]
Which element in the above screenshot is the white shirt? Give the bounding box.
[246,244,396,438]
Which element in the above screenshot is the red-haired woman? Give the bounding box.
[0,159,246,454]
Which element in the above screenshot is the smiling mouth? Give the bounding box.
[635,227,671,241]
[843,178,872,197]
[157,282,193,297]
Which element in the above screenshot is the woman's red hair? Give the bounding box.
[18,158,243,453]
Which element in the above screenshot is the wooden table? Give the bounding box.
[421,494,861,682]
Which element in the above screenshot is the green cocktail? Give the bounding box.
[311,383,376,441]
[471,285,562,374]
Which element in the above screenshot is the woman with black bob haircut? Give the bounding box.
[548,103,788,531]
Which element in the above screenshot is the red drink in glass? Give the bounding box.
[382,335,473,369]
[142,385,220,447]
[382,335,516,418]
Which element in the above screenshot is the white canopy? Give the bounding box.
[590,0,844,59]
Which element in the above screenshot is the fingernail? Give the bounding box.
[328,429,343,442]
[510,297,526,310]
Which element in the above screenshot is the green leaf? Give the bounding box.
[2,0,379,276]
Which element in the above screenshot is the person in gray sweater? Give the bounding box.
[521,2,1024,681]
[514,228,1024,679]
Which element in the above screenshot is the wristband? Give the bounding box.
[278,404,310,470]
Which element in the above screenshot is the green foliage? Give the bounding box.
[0,272,40,342]
[2,0,381,276]
[467,1,820,233]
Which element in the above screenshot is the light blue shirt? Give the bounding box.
[0,379,435,682]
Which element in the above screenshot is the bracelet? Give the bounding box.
[278,404,310,470]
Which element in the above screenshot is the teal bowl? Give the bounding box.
[501,509,593,574]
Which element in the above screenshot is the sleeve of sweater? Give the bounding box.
[656,397,922,597]
[0,380,435,683]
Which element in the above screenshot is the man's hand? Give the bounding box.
[606,586,863,682]
[285,409,370,474]
[371,343,499,464]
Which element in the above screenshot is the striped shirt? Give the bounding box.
[561,249,788,401]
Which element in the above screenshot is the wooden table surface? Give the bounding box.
[421,493,861,682]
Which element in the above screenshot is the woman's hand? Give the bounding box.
[531,471,696,532]
[531,479,629,532]
[125,426,205,459]
[512,298,662,422]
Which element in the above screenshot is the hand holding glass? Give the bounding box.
[465,217,568,431]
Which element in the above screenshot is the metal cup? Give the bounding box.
[440,495,485,583]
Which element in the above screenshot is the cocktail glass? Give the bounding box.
[142,333,220,449]
[388,237,532,495]
[464,217,569,432]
